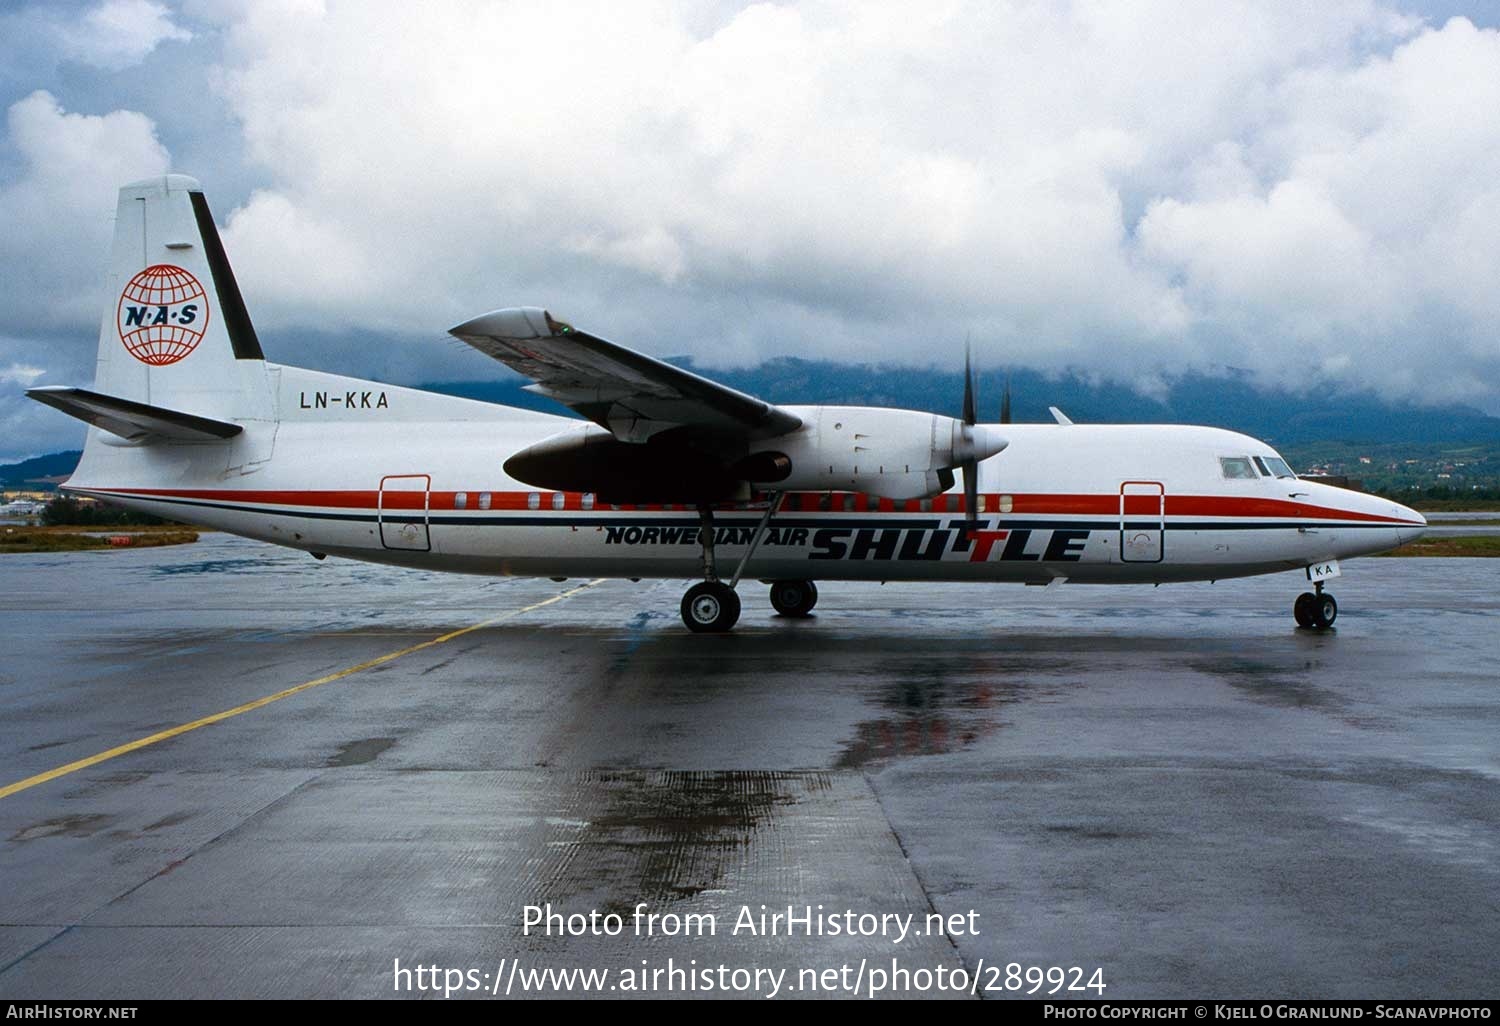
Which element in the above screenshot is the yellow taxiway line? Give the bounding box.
[0,579,606,802]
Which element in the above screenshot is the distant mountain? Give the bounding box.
[0,450,81,489]
[10,365,1499,489]
[423,358,1500,446]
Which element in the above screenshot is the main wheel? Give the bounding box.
[769,579,818,618]
[1311,592,1338,629]
[681,581,741,633]
[1294,592,1316,628]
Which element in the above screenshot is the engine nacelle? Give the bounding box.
[503,406,1006,504]
[503,423,743,503]
[742,406,1007,500]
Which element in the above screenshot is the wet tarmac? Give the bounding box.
[0,535,1496,999]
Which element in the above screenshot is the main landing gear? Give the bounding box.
[1293,581,1338,630]
[769,578,818,618]
[679,494,814,633]
[679,503,746,633]
[681,580,741,633]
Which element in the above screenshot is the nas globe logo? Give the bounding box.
[117,264,209,366]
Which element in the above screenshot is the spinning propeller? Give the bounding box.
[957,345,1010,530]
[961,345,980,528]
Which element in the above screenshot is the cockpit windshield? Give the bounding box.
[1225,454,1298,481]
[1256,455,1296,479]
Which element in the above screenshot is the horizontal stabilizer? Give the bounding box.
[26,386,242,443]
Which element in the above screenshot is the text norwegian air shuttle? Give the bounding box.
[30,175,1426,632]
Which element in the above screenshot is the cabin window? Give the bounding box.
[478,492,492,510]
[919,498,932,513]
[454,492,467,510]
[819,493,833,512]
[582,493,595,510]
[843,494,856,512]
[552,492,565,511]
[527,492,540,510]
[1219,456,1258,480]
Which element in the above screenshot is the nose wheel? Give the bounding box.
[1294,586,1337,629]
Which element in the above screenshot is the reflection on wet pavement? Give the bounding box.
[834,657,1059,768]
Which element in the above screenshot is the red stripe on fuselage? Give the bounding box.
[82,487,1422,525]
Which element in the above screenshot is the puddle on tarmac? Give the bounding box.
[10,813,115,841]
[326,737,397,767]
[152,558,282,577]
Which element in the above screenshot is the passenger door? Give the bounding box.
[1119,481,1165,563]
[378,474,431,552]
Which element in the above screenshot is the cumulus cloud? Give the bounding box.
[0,91,172,333]
[58,0,192,71]
[0,363,46,386]
[1136,15,1500,401]
[4,0,1500,443]
[186,1,1498,409]
[0,92,172,460]
[0,335,82,461]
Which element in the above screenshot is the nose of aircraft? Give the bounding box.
[1395,502,1427,545]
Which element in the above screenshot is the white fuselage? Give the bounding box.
[63,365,1426,584]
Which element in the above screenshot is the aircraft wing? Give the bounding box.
[449,307,802,444]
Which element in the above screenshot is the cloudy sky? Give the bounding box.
[2,0,1498,461]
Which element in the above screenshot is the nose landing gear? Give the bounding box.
[1294,581,1338,629]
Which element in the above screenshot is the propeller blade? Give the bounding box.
[964,458,978,527]
[962,342,977,426]
[961,340,980,526]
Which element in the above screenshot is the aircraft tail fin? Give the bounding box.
[31,175,278,481]
[84,173,272,422]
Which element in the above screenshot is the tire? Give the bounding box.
[769,579,818,618]
[1294,592,1316,628]
[681,581,741,633]
[1311,592,1338,629]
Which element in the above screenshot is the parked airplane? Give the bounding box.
[30,175,1426,632]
